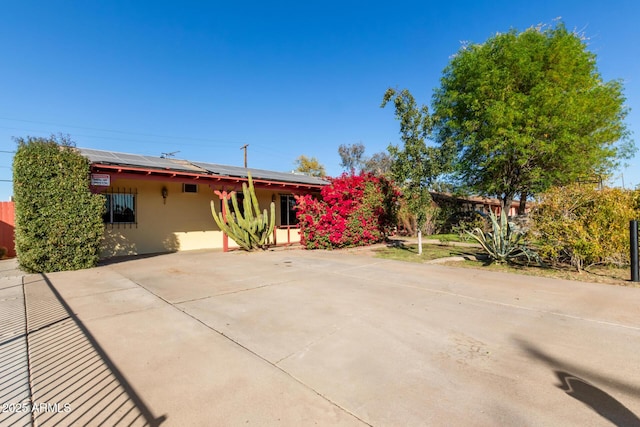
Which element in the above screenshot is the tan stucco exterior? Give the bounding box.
[99,177,307,257]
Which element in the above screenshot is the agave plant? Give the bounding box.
[466,210,538,264]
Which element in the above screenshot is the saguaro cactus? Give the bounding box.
[210,172,276,251]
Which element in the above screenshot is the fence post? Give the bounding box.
[631,220,639,282]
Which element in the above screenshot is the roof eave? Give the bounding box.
[90,164,326,191]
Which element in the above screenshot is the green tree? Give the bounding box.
[13,135,105,272]
[338,142,366,173]
[294,155,326,177]
[381,88,447,254]
[432,22,634,213]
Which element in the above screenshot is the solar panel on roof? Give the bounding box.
[78,148,327,185]
[79,148,205,173]
[193,161,327,185]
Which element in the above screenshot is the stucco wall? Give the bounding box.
[0,201,15,258]
[99,177,303,257]
[274,226,301,246]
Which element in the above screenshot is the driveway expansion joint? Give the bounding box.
[129,278,371,426]
[174,278,299,304]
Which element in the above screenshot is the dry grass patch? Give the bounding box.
[447,259,637,287]
[372,242,638,287]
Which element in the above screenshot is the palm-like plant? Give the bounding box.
[467,210,538,264]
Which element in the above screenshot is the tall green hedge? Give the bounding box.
[13,135,105,272]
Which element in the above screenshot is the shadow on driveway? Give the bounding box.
[18,273,166,426]
[515,338,640,427]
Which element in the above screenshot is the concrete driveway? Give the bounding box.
[1,248,640,426]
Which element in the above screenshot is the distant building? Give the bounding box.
[430,192,529,217]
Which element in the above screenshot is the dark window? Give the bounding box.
[183,183,198,193]
[280,194,298,226]
[103,193,136,224]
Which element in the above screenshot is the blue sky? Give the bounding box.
[1,0,639,200]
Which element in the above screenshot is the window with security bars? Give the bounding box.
[103,190,137,225]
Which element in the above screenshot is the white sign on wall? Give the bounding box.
[91,173,111,186]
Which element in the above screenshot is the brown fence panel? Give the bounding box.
[0,201,15,258]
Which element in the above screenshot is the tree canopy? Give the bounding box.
[338,142,392,176]
[381,88,447,253]
[294,155,326,177]
[432,22,634,212]
[363,151,393,176]
[338,142,366,173]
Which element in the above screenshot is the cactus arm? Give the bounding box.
[211,199,251,251]
[248,173,261,216]
[209,172,277,251]
[210,200,228,233]
[266,202,276,245]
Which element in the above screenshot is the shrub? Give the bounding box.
[467,210,538,264]
[531,184,640,271]
[396,197,440,236]
[295,173,399,249]
[13,135,105,272]
[428,194,487,236]
[451,211,487,241]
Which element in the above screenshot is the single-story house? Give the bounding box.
[80,148,327,257]
[430,192,530,217]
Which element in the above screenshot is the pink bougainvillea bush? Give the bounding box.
[295,173,400,249]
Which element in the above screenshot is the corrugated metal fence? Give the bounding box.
[0,201,15,258]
